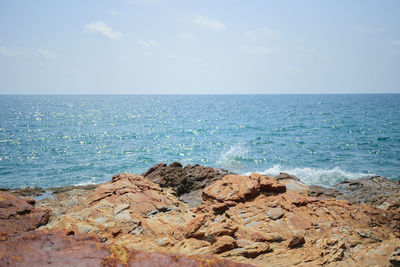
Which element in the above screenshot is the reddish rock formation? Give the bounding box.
[143,162,231,206]
[34,172,400,266]
[0,230,249,267]
[2,169,400,266]
[0,191,49,240]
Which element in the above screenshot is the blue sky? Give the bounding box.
[0,0,399,94]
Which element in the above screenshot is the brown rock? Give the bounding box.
[0,191,49,239]
[212,236,237,254]
[0,230,250,267]
[25,171,400,266]
[203,175,260,204]
[250,173,287,193]
[287,235,305,248]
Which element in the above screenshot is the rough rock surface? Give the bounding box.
[0,230,249,267]
[33,172,400,266]
[0,191,49,240]
[309,175,400,209]
[143,162,231,206]
[274,172,309,196]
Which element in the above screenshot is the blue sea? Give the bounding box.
[0,95,399,189]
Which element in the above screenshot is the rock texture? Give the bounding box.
[0,230,248,267]
[0,191,49,240]
[34,172,400,266]
[143,162,231,206]
[309,175,400,209]
[2,166,400,266]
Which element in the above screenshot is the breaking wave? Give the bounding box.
[216,144,250,172]
[246,165,374,187]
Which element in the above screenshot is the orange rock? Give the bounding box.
[31,172,400,266]
[202,175,260,204]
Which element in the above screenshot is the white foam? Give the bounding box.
[216,144,249,172]
[245,165,374,187]
[73,181,97,186]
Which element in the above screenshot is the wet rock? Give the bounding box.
[275,172,301,182]
[309,175,400,209]
[143,162,231,205]
[0,186,45,197]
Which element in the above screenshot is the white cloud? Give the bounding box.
[349,24,384,34]
[138,40,158,48]
[192,14,226,31]
[84,21,122,39]
[178,33,195,40]
[0,46,25,57]
[240,46,273,55]
[166,52,177,58]
[243,27,275,40]
[392,40,400,46]
[37,48,59,60]
[110,9,119,16]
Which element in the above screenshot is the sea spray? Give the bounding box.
[245,165,374,187]
[216,144,250,172]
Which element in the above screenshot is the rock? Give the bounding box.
[287,235,305,248]
[10,170,400,266]
[0,191,49,239]
[0,230,249,267]
[278,179,308,196]
[227,239,271,258]
[0,186,45,197]
[212,236,237,254]
[309,175,400,209]
[143,162,231,205]
[249,173,286,193]
[266,207,284,220]
[390,247,400,266]
[202,175,260,204]
[275,172,301,182]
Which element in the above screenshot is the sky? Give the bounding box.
[0,0,399,94]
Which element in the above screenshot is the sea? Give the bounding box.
[0,94,399,189]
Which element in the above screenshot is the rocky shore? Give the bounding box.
[1,162,399,266]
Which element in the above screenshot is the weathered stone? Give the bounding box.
[6,170,398,267]
[266,207,284,220]
[287,235,305,248]
[0,230,250,267]
[0,191,49,239]
[143,162,231,203]
[212,236,237,254]
[202,175,260,204]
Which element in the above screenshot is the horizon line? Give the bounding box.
[0,93,400,96]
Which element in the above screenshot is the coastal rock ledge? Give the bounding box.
[0,163,399,266]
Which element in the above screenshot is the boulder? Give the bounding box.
[143,162,231,206]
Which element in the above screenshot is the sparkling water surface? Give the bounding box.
[0,95,399,188]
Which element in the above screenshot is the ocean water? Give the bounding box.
[0,95,399,189]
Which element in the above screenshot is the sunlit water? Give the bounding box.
[0,95,399,188]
